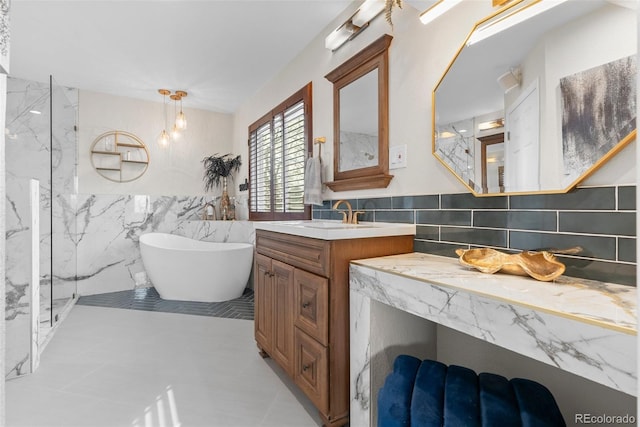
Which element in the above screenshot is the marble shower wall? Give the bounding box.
[75,194,255,296]
[4,77,78,379]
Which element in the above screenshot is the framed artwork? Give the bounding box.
[560,55,636,185]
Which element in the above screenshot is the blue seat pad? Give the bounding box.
[444,365,481,427]
[410,359,448,427]
[511,378,566,427]
[478,372,521,427]
[378,355,423,427]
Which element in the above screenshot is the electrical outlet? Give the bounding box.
[390,144,407,169]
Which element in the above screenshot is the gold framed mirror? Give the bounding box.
[325,34,393,191]
[433,0,636,196]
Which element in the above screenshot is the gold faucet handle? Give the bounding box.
[352,211,365,224]
[336,210,349,223]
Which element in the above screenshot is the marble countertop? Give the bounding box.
[254,220,416,240]
[351,252,636,334]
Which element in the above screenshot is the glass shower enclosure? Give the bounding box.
[4,75,78,379]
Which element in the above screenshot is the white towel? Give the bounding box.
[303,157,324,206]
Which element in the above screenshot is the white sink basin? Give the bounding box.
[254,220,415,240]
[302,222,374,229]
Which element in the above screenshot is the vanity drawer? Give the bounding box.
[256,230,330,277]
[294,328,329,415]
[294,269,329,346]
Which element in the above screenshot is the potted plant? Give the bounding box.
[202,153,242,220]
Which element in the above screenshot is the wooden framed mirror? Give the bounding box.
[325,34,393,191]
[432,0,636,196]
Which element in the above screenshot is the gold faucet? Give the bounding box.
[332,200,365,224]
[202,202,217,220]
[333,200,352,223]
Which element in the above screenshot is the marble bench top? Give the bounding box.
[349,252,637,404]
[351,252,636,335]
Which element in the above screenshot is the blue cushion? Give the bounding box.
[378,355,422,427]
[478,372,520,427]
[410,359,448,427]
[443,365,481,427]
[511,378,566,427]
[378,357,565,427]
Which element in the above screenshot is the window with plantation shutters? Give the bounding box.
[249,83,312,220]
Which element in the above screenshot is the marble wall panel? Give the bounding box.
[75,193,255,296]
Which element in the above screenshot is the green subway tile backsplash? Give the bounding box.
[441,193,508,210]
[559,212,636,236]
[618,186,636,210]
[313,185,635,286]
[474,210,557,231]
[417,210,471,226]
[392,195,439,209]
[509,231,617,260]
[510,187,616,210]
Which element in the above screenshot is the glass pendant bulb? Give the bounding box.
[175,110,187,130]
[175,90,188,130]
[158,129,170,146]
[171,124,181,141]
[158,89,171,147]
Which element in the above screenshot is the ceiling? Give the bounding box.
[9,0,359,113]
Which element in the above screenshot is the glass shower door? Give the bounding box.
[50,76,78,325]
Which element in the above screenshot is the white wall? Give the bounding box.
[79,90,234,196]
[232,1,635,199]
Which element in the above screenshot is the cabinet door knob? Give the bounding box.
[302,363,312,372]
[302,301,311,309]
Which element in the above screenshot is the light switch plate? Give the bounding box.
[389,144,407,169]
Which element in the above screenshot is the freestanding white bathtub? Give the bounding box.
[139,233,253,303]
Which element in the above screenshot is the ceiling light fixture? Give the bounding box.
[157,89,170,147]
[466,0,569,46]
[419,0,464,25]
[157,89,188,146]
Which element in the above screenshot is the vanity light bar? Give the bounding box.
[466,0,570,46]
[325,20,362,51]
[478,118,505,131]
[419,0,464,25]
[325,0,385,51]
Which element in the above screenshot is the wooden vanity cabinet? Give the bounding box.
[254,229,414,427]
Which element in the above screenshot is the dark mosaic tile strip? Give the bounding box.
[77,287,254,320]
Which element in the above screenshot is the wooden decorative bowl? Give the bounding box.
[455,248,565,282]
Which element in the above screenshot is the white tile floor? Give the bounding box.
[6,305,323,427]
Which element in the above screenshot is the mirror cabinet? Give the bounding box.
[325,34,393,191]
[433,0,636,196]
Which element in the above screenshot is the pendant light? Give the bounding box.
[174,90,188,130]
[170,93,182,141]
[157,89,170,146]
